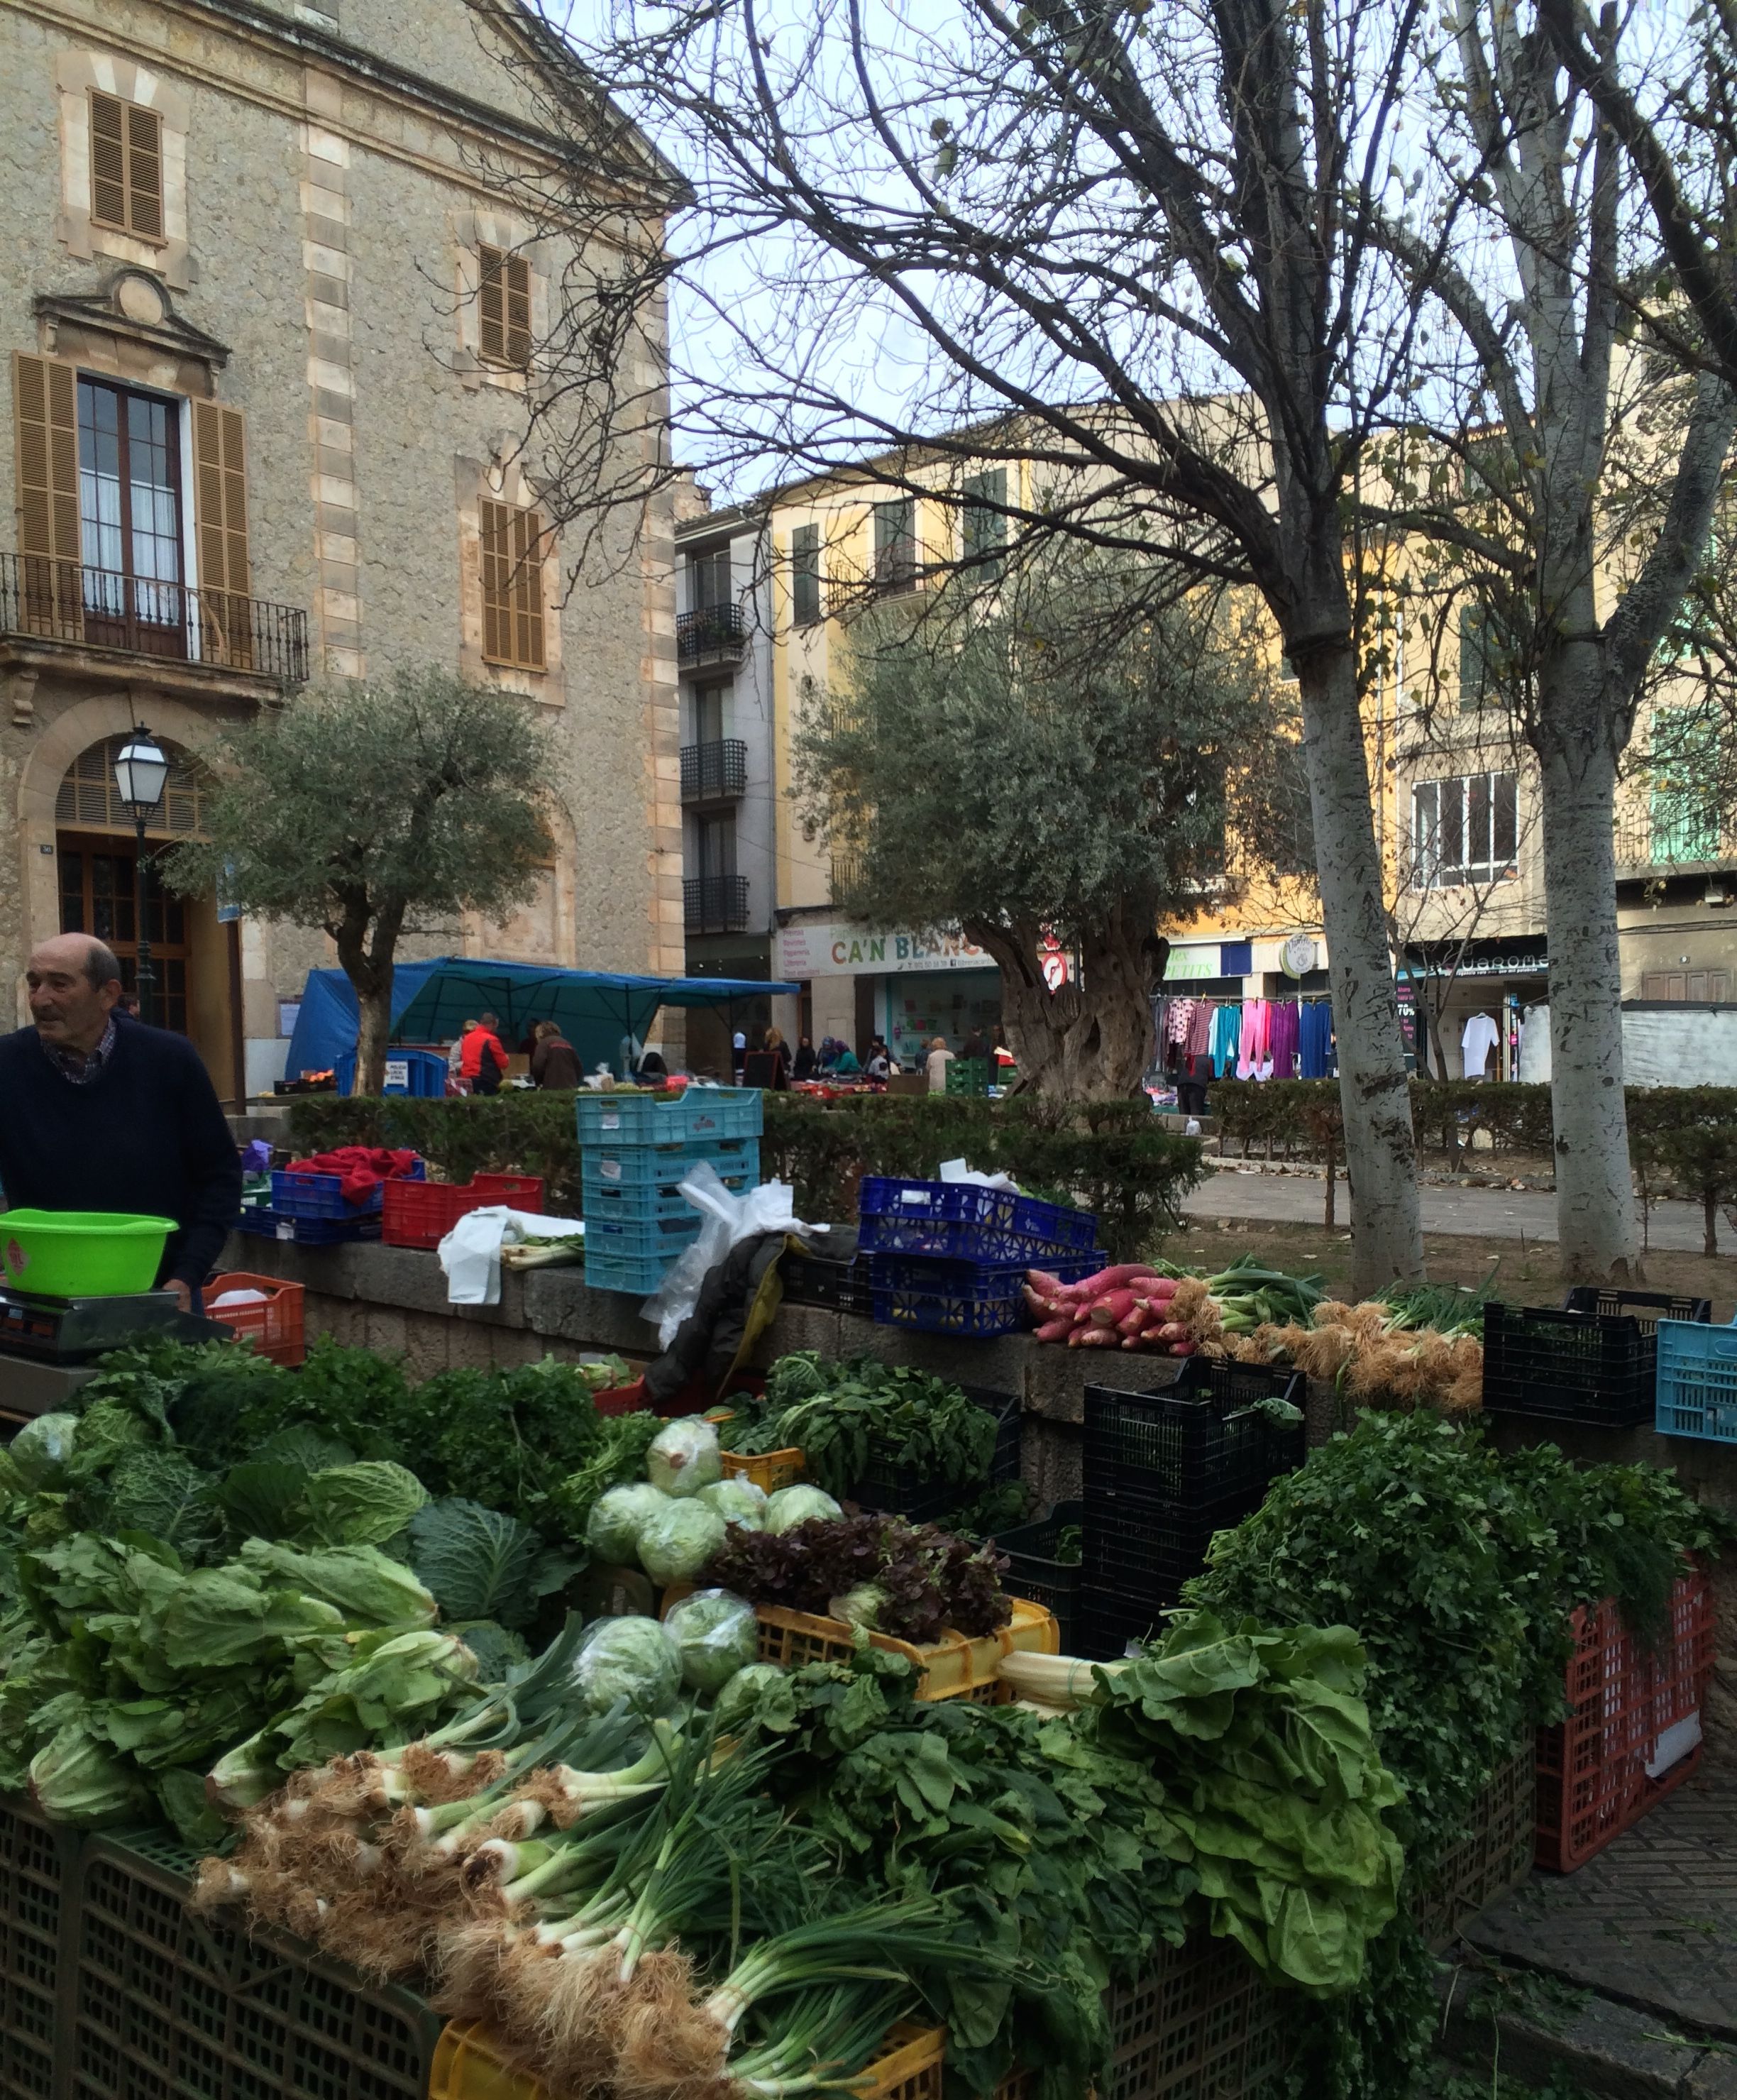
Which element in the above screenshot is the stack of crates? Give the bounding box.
[575,1087,763,1294]
[1079,1360,1306,1659]
[858,1177,1100,1337]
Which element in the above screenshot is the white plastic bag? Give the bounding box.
[641,1160,802,1346]
[439,1205,588,1306]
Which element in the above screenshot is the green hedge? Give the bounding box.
[286,1089,1203,1259]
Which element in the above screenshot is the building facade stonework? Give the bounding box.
[0,0,682,1092]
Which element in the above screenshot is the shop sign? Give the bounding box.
[1162,946,1220,981]
[1409,945,1547,978]
[774,918,991,977]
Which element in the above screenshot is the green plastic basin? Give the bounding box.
[0,1210,175,1298]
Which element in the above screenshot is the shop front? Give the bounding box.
[771,916,1003,1065]
[1404,938,1548,1080]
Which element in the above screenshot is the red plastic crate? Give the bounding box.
[1535,1570,1715,1873]
[204,1272,307,1367]
[381,1174,544,1250]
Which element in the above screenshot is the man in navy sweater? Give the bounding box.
[0,934,241,1307]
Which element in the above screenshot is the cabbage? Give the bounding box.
[663,1588,759,1692]
[636,1500,727,1585]
[713,1660,790,1732]
[11,1414,79,1492]
[763,1485,842,1534]
[829,1583,888,1632]
[697,1478,766,1529]
[572,1615,680,1714]
[586,1483,671,1565]
[646,1418,721,1498]
[303,1461,428,1547]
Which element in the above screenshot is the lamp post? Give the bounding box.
[113,727,169,1028]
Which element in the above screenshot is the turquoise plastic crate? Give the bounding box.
[582,1170,754,1224]
[1656,1315,1737,1443]
[585,1137,761,1189]
[585,1247,683,1294]
[575,1087,762,1146]
[580,1211,703,1258]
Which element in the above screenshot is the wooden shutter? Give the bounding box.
[479,246,531,367]
[480,498,546,670]
[192,400,253,666]
[13,353,82,639]
[89,92,162,240]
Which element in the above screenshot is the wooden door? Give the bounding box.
[57,833,191,1033]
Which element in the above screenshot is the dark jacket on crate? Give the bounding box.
[0,1021,242,1290]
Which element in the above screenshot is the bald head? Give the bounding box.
[28,934,123,1055]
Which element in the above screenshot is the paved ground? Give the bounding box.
[1464,1769,1737,2043]
[1187,1166,1728,1255]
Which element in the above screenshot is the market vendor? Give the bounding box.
[0,934,242,1308]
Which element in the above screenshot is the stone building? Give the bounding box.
[0,0,682,1094]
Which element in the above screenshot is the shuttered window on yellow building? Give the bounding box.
[90,92,164,241]
[478,246,532,368]
[480,499,547,670]
[192,400,253,666]
[12,353,83,637]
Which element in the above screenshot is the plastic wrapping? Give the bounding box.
[636,1499,728,1585]
[697,1478,766,1529]
[642,1162,804,1347]
[763,1484,844,1534]
[663,1588,759,1692]
[570,1614,681,1713]
[714,1661,788,1732]
[10,1412,79,1491]
[646,1417,722,1498]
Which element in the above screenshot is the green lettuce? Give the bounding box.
[302,1461,428,1547]
[238,1539,438,1629]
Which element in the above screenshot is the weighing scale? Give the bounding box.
[0,1285,226,1426]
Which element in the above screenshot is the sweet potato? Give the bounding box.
[1089,1290,1137,1328]
[1066,1263,1160,1297]
[1033,1314,1075,1343]
[1075,1327,1118,1348]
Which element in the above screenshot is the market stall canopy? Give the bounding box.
[285,958,797,1080]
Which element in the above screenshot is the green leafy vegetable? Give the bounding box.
[407,1497,573,1630]
[302,1461,428,1547]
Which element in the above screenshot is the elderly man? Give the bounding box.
[0,934,241,1308]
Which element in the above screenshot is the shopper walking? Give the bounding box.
[925,1035,955,1094]
[529,1020,581,1089]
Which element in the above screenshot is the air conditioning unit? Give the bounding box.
[1705,880,1733,908]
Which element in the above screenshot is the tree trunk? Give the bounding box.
[966,917,1156,1098]
[1296,646,1426,1292]
[1534,732,1640,1282]
[1704,1191,1717,1261]
[333,913,395,1097]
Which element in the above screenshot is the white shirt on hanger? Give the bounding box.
[1461,1011,1500,1077]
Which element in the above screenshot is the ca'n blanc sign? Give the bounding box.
[773,920,991,977]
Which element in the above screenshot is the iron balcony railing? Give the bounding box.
[684,874,751,934]
[680,738,748,803]
[677,603,747,666]
[0,553,310,683]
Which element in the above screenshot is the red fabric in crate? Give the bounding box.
[286,1147,420,1205]
[1535,1570,1715,1873]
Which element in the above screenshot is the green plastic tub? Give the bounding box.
[0,1209,175,1297]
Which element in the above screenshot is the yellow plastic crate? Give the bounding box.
[427,2023,544,2100]
[721,1446,807,1494]
[754,1595,1059,1703]
[429,2019,944,2100]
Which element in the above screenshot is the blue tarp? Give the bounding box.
[285,957,796,1082]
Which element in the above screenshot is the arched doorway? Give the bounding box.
[55,734,206,1038]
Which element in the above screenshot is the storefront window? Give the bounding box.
[885,969,1002,1069]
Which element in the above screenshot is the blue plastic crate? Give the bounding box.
[1656,1316,1737,1444]
[272,1160,424,1219]
[234,1209,381,1247]
[860,1212,1086,1263]
[585,1137,761,1190]
[575,1087,762,1147]
[858,1177,1096,1254]
[585,1246,683,1294]
[866,1250,1099,1296]
[333,1048,448,1098]
[581,1168,756,1224]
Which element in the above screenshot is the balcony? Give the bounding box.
[0,553,309,690]
[677,603,747,669]
[680,738,748,804]
[685,874,751,934]
[829,852,865,903]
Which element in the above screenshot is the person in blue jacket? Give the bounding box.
[0,933,241,1308]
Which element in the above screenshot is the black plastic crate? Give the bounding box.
[68,1827,443,2100]
[0,1793,80,2100]
[1080,1489,1264,1649]
[1083,1360,1306,1512]
[1561,1287,1711,1331]
[1483,1297,1708,1428]
[778,1249,876,1316]
[994,1501,1083,1654]
[849,1385,1022,1523]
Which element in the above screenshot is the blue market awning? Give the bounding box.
[285,957,795,1081]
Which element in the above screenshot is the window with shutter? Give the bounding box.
[12,353,83,639]
[192,401,253,667]
[480,499,547,670]
[478,246,533,368]
[89,92,164,242]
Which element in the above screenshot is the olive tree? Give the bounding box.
[165,671,551,1095]
[793,556,1308,1096]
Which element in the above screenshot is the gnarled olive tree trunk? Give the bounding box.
[965,914,1159,1099]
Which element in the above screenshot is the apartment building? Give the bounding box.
[0,0,681,1094]
[736,442,1736,1079]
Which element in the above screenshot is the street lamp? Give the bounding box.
[114,727,169,1028]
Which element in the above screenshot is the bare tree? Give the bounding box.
[1362,2,1734,1280]
[500,0,1441,1290]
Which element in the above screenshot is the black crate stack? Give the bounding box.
[1079,1361,1306,1660]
